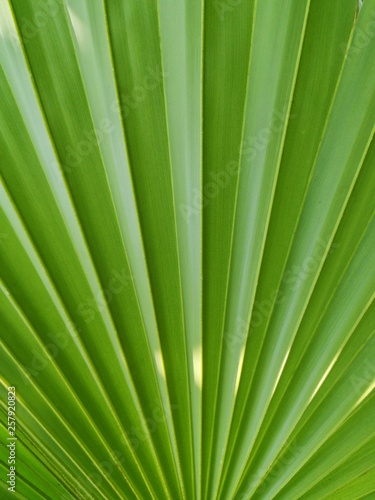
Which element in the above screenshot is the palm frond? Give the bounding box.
[0,0,374,499]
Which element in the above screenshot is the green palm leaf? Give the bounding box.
[0,0,374,498]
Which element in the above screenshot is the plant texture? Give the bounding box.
[0,0,374,498]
